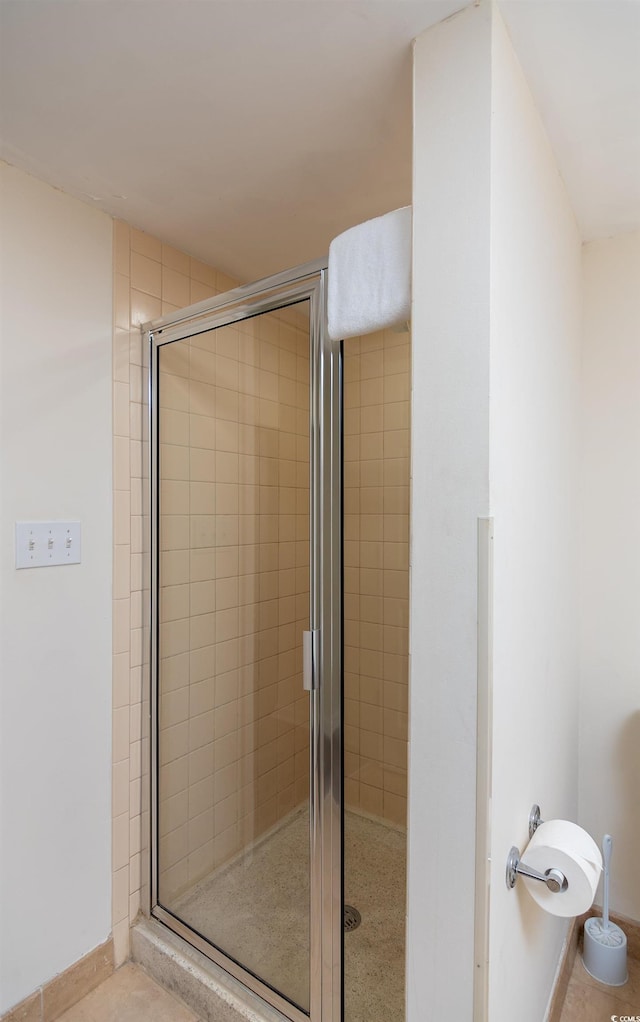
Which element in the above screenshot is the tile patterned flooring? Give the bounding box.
[55,921,639,1022]
[56,964,198,1022]
[559,949,640,1022]
[55,810,406,1022]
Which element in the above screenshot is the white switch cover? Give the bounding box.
[16,521,81,569]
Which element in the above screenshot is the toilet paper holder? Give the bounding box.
[505,804,569,894]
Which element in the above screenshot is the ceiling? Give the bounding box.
[1,0,638,283]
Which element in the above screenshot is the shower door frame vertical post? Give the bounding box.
[146,261,343,1022]
[312,277,343,1022]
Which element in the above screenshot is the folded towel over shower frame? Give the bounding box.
[327,205,412,342]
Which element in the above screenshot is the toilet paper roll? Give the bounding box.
[521,820,602,918]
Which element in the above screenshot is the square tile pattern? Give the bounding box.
[343,333,410,825]
[112,222,411,963]
[112,223,239,963]
[156,305,311,903]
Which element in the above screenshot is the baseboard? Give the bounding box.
[1,937,114,1022]
[546,916,582,1022]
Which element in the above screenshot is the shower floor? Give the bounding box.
[173,808,406,1022]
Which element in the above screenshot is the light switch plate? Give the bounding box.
[16,521,81,569]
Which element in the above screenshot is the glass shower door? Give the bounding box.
[149,271,333,1021]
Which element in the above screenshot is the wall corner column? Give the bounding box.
[408,4,492,1019]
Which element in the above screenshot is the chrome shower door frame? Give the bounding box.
[146,259,342,1022]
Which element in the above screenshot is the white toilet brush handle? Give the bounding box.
[602,834,612,931]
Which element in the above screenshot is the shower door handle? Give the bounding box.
[303,629,320,691]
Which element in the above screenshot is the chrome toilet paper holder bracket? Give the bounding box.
[528,803,542,838]
[505,804,569,894]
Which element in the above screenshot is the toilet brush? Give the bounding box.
[582,834,628,985]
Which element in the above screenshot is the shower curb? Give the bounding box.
[131,918,288,1022]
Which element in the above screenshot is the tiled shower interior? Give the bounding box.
[157,302,312,900]
[112,220,410,1019]
[343,327,410,826]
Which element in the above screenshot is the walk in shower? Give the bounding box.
[147,261,409,1022]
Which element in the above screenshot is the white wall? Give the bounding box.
[579,231,640,922]
[411,6,583,1020]
[410,6,491,1018]
[488,11,583,1022]
[0,164,113,1012]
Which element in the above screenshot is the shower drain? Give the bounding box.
[344,905,361,932]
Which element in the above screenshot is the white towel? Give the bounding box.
[327,206,411,342]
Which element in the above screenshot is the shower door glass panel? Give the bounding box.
[156,300,311,1013]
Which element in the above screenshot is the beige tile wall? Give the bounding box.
[112,221,238,964]
[156,306,311,902]
[343,329,410,828]
[112,222,410,967]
